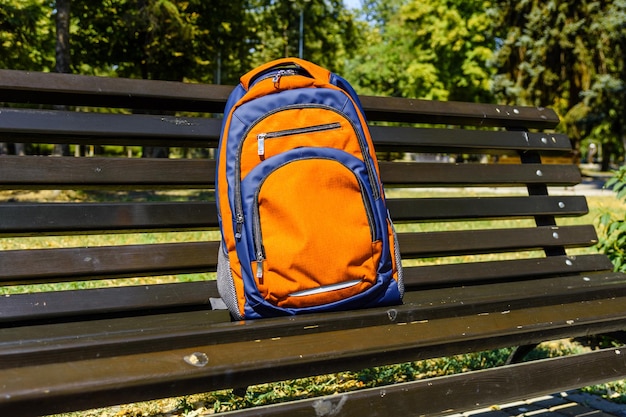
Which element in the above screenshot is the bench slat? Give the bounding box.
[389,195,588,221]
[0,107,221,147]
[399,225,598,257]
[0,156,213,189]
[3,254,610,318]
[0,69,233,114]
[0,281,218,324]
[0,69,559,128]
[382,162,581,187]
[4,273,626,367]
[0,156,581,189]
[404,254,614,287]
[0,107,570,153]
[225,347,626,417]
[370,125,571,153]
[0,226,597,285]
[0,196,588,236]
[359,95,560,128]
[0,242,219,285]
[2,295,625,416]
[0,202,214,236]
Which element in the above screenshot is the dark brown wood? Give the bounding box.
[0,157,581,189]
[0,69,233,113]
[0,226,596,286]
[0,202,215,236]
[0,107,569,153]
[370,125,571,153]
[398,225,598,258]
[0,196,588,237]
[0,107,221,147]
[381,162,581,187]
[388,195,588,221]
[360,95,560,128]
[0,242,219,285]
[0,69,559,128]
[3,258,618,326]
[2,297,625,416]
[5,272,626,369]
[223,347,626,417]
[0,281,219,323]
[403,254,614,288]
[0,156,214,189]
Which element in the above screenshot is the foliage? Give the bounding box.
[489,0,626,165]
[596,165,626,272]
[345,0,495,102]
[2,0,625,160]
[583,380,626,405]
[247,0,360,74]
[1,0,360,85]
[0,0,54,70]
[68,0,255,83]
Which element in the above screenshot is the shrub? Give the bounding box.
[596,165,626,272]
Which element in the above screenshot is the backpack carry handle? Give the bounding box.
[240,58,332,91]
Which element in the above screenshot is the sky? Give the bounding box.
[343,0,361,10]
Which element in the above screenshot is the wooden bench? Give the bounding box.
[1,69,626,417]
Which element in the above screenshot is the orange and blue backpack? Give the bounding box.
[216,58,403,319]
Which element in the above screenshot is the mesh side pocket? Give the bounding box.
[390,216,404,297]
[216,242,243,320]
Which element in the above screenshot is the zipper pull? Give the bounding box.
[235,214,244,239]
[257,133,266,156]
[272,69,296,89]
[256,252,265,283]
[272,71,283,88]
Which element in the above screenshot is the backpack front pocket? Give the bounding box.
[242,150,381,310]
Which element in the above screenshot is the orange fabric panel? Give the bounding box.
[256,159,381,309]
[240,108,364,178]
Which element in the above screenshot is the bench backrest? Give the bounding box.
[0,69,612,325]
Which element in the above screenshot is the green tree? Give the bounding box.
[248,0,359,74]
[0,0,54,70]
[490,0,626,167]
[71,0,222,81]
[346,0,495,102]
[0,0,54,155]
[71,0,252,83]
[68,0,256,157]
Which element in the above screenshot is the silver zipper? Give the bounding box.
[257,122,341,156]
[250,68,299,88]
[272,69,297,88]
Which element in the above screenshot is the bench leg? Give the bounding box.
[505,344,539,365]
[509,331,626,365]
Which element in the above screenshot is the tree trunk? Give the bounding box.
[53,0,71,157]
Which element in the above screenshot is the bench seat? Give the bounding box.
[0,69,625,416]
